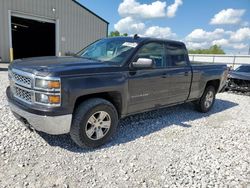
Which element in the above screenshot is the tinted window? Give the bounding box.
[136,43,165,68]
[167,44,188,67]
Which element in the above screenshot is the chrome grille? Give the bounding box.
[14,86,32,103]
[11,70,32,88]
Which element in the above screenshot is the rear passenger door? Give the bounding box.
[164,43,192,104]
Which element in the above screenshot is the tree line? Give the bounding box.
[188,45,225,54]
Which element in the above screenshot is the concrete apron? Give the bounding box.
[0,62,9,71]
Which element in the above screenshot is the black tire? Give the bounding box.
[195,85,216,113]
[70,98,118,148]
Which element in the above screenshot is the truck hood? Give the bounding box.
[229,71,250,81]
[9,56,120,77]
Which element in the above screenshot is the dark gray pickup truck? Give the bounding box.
[6,36,228,148]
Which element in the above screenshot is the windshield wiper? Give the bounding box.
[80,56,104,62]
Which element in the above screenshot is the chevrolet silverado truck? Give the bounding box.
[6,36,228,148]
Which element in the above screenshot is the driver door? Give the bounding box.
[127,42,168,114]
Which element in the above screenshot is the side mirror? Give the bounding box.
[132,58,154,69]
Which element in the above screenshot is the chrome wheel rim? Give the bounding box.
[204,91,214,108]
[85,111,111,140]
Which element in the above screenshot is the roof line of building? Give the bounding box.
[72,0,109,25]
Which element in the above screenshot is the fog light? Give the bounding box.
[35,93,60,105]
[36,93,49,103]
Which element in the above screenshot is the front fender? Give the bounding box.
[61,72,129,114]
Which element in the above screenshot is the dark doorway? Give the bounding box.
[11,16,55,60]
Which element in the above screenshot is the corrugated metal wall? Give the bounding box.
[0,0,108,62]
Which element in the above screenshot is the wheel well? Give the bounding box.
[206,79,220,93]
[74,92,122,117]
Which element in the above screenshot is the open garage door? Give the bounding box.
[11,16,55,60]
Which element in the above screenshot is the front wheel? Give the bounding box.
[195,86,216,113]
[70,98,118,148]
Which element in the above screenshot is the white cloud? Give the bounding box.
[230,27,250,42]
[115,18,177,39]
[210,9,246,25]
[144,26,177,38]
[186,27,250,53]
[118,0,167,19]
[211,39,247,51]
[167,0,183,18]
[114,17,145,34]
[186,42,209,49]
[212,39,229,46]
[114,0,181,39]
[232,43,248,50]
[185,28,225,42]
[118,0,183,19]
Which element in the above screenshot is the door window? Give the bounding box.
[135,43,165,68]
[167,44,188,67]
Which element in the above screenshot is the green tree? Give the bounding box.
[109,31,120,37]
[109,31,128,37]
[189,45,225,54]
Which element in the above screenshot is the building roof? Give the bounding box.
[72,0,109,24]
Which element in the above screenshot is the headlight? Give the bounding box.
[34,77,61,106]
[35,78,60,90]
[35,93,61,105]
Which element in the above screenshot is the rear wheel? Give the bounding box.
[70,98,118,148]
[195,85,216,113]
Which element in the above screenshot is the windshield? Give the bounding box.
[77,38,138,65]
[235,66,250,72]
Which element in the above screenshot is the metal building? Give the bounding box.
[0,0,109,62]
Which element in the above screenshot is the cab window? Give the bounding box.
[135,42,165,68]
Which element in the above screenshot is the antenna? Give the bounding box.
[134,34,139,39]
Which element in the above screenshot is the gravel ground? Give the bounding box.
[0,70,249,188]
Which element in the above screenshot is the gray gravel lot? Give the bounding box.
[0,70,249,188]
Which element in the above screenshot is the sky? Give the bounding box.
[78,0,250,54]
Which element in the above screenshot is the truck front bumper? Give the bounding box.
[9,101,72,135]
